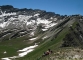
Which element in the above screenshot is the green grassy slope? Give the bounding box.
[18,21,82,60]
[0,20,82,60]
[0,34,32,58]
[18,24,70,60]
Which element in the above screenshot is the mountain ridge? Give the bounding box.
[0,5,83,60]
[0,5,69,41]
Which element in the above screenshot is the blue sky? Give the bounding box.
[0,0,83,15]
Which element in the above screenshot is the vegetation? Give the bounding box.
[18,21,83,60]
[0,20,83,60]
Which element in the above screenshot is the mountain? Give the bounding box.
[0,5,83,60]
[0,5,66,41]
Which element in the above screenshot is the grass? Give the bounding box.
[72,21,78,29]
[0,46,17,58]
[0,34,33,58]
[18,21,78,60]
[18,27,69,60]
[0,21,79,60]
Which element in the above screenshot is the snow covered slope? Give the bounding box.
[0,5,65,40]
[0,5,74,42]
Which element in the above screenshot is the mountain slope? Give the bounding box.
[0,5,64,42]
[0,5,83,60]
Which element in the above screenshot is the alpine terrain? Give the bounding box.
[0,5,83,60]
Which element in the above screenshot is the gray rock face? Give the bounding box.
[0,5,83,42]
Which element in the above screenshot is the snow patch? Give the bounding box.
[29,37,38,40]
[3,51,7,54]
[0,22,7,28]
[34,13,40,17]
[37,18,52,25]
[1,45,38,60]
[26,21,32,25]
[42,29,48,31]
[0,12,16,17]
[45,23,57,29]
[18,45,38,52]
[17,15,32,22]
[18,45,38,57]
[42,36,48,40]
[54,18,57,21]
[1,58,11,60]
[30,31,35,36]
[50,17,53,19]
[50,23,57,27]
[19,49,33,57]
[36,18,57,29]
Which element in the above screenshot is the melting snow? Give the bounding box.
[29,37,38,40]
[1,58,11,60]
[34,13,40,17]
[36,18,58,29]
[0,22,7,28]
[0,12,16,17]
[26,21,32,25]
[0,11,58,30]
[50,17,53,19]
[18,45,38,57]
[45,23,57,29]
[17,15,32,22]
[42,29,48,31]
[3,51,7,54]
[30,31,35,36]
[19,49,33,57]
[50,23,57,27]
[18,45,38,52]
[37,18,52,25]
[1,45,38,60]
[54,18,57,21]
[42,36,48,40]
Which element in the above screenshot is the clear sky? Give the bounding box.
[0,0,83,15]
